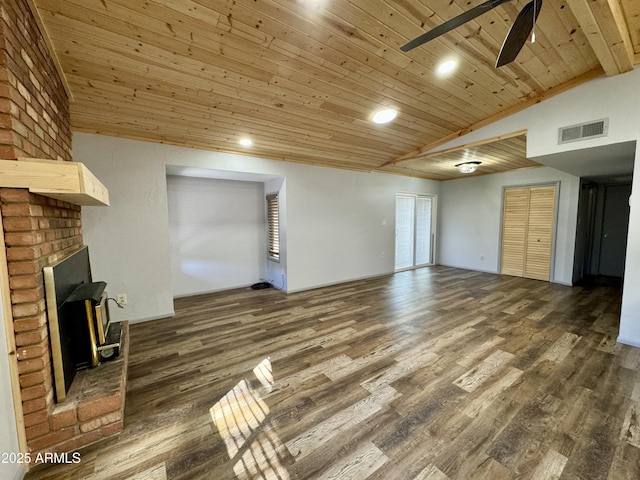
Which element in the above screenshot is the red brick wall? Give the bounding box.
[2,189,82,449]
[0,0,124,456]
[0,0,72,161]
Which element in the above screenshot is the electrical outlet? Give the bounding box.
[380,251,385,259]
[480,255,485,261]
[116,293,127,306]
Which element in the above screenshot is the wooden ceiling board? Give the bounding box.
[30,0,640,179]
[621,0,640,52]
[47,1,476,139]
[346,0,526,102]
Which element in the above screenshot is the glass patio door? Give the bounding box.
[395,194,435,270]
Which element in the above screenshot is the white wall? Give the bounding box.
[619,143,640,347]
[283,165,433,292]
[80,139,175,322]
[525,70,640,160]
[77,133,440,322]
[0,295,25,480]
[439,167,580,285]
[167,176,265,297]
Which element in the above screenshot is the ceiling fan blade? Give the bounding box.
[496,0,543,67]
[401,0,513,52]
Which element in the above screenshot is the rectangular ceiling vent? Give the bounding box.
[558,118,608,144]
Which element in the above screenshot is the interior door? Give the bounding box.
[599,184,631,277]
[501,187,529,277]
[524,185,556,281]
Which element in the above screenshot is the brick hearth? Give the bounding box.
[29,324,129,453]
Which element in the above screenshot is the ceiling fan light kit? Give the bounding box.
[401,0,543,68]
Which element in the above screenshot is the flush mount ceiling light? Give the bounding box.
[372,108,398,124]
[239,138,253,147]
[456,161,481,174]
[436,59,458,75]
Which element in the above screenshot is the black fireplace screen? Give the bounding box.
[43,246,114,402]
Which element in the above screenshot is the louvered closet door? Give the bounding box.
[501,188,530,277]
[524,186,556,281]
[500,185,556,281]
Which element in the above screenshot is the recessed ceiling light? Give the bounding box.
[372,108,398,124]
[239,138,253,147]
[437,59,458,75]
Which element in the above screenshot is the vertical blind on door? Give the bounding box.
[395,194,433,270]
[266,193,280,260]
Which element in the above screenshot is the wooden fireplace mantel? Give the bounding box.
[0,158,109,206]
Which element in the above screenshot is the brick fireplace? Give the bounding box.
[1,0,125,455]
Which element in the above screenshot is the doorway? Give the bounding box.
[395,194,436,271]
[574,178,631,284]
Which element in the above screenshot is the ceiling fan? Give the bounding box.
[400,0,543,67]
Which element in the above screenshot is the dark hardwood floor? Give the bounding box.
[26,266,640,479]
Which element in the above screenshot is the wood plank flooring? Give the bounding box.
[25,267,640,479]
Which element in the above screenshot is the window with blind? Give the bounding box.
[266,193,280,261]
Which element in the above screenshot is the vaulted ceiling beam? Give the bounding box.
[396,130,527,163]
[567,0,635,76]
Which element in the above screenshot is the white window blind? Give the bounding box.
[395,194,434,270]
[266,194,280,260]
[395,195,415,270]
[415,196,432,266]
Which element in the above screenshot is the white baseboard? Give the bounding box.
[172,282,259,299]
[616,335,640,349]
[436,263,498,275]
[126,310,175,324]
[285,271,392,294]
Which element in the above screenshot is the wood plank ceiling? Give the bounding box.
[30,0,640,180]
